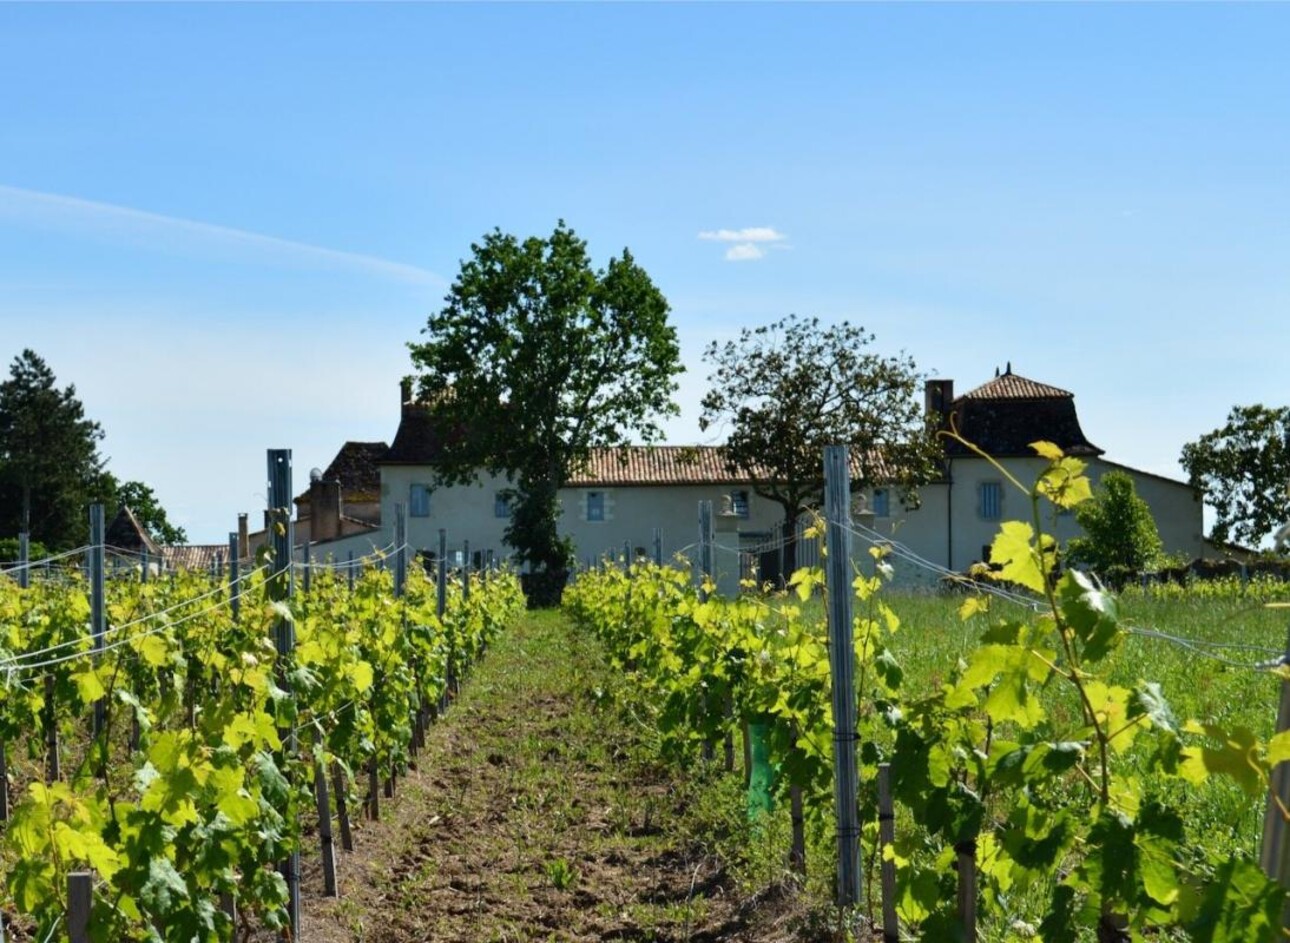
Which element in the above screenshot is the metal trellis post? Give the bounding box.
[267,449,301,938]
[824,445,861,908]
[90,504,106,736]
[228,532,240,622]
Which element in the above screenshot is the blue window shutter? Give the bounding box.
[410,484,430,517]
[872,488,890,518]
[979,482,1002,520]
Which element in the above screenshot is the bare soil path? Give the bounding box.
[299,610,810,943]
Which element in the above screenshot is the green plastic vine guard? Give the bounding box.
[747,718,774,821]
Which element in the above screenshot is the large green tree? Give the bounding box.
[0,350,111,549]
[111,478,188,545]
[1065,470,1164,581]
[408,222,682,591]
[699,315,941,576]
[1180,404,1290,550]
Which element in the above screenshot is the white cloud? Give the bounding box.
[698,226,787,244]
[0,184,443,285]
[725,243,765,262]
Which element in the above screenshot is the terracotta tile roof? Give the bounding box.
[161,544,229,572]
[382,404,449,465]
[945,370,1101,457]
[297,441,388,504]
[568,446,905,486]
[958,373,1073,401]
[322,441,387,495]
[569,447,751,486]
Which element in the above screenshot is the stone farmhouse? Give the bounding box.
[292,367,1205,594]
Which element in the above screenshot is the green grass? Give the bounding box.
[761,584,1290,939]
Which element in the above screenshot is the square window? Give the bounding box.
[409,483,431,518]
[586,491,605,522]
[979,481,1002,521]
[871,488,890,518]
[494,493,512,518]
[722,490,753,521]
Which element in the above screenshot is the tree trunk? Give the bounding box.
[781,509,800,582]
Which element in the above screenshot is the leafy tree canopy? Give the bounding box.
[1180,404,1290,551]
[699,315,940,573]
[0,349,109,549]
[1066,470,1164,580]
[408,222,682,577]
[111,479,188,545]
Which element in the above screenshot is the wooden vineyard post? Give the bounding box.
[957,839,978,942]
[878,764,899,942]
[313,732,338,896]
[303,540,311,593]
[824,445,861,908]
[44,674,59,781]
[347,550,355,592]
[68,872,92,943]
[334,761,354,851]
[367,760,380,822]
[267,449,301,938]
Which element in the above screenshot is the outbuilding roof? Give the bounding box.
[569,446,749,486]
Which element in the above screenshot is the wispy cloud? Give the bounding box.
[698,227,787,244]
[0,184,443,286]
[698,226,788,262]
[724,243,766,262]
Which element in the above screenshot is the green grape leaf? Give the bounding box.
[1182,857,1285,943]
[1057,570,1121,663]
[71,666,105,704]
[139,856,189,913]
[1180,723,1264,796]
[1031,440,1065,461]
[1266,728,1290,766]
[135,635,169,668]
[988,522,1049,594]
[1133,681,1178,736]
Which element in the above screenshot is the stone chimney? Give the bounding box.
[309,477,343,542]
[237,513,249,560]
[401,377,413,407]
[925,379,954,426]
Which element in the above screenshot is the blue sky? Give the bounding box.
[2,3,1286,543]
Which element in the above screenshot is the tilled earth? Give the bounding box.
[299,611,816,943]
